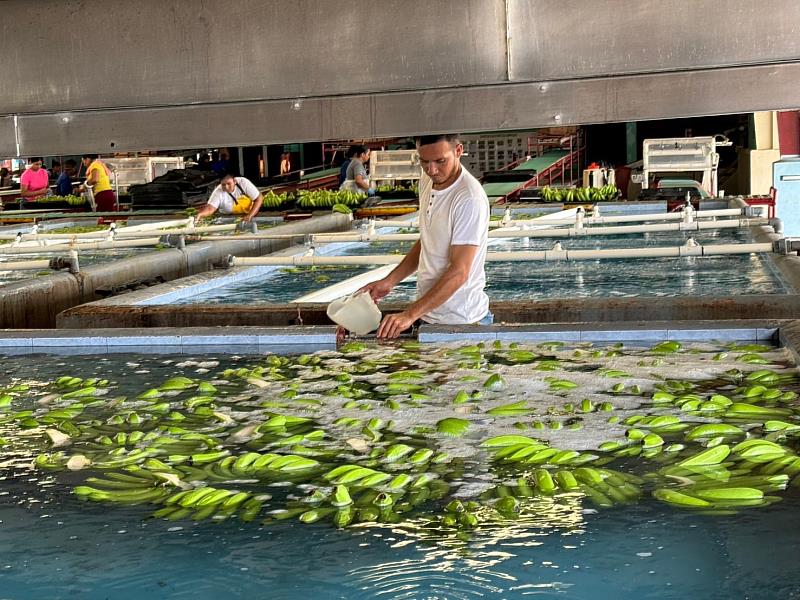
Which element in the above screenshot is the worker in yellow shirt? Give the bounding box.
[81,154,117,211]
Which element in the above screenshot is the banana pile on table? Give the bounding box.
[540,185,620,203]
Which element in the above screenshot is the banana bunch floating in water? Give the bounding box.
[3,338,798,530]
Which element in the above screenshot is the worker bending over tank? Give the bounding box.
[20,157,50,200]
[339,145,375,196]
[80,155,117,211]
[361,134,491,339]
[196,173,264,223]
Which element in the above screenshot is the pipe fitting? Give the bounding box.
[774,238,800,255]
[68,250,80,273]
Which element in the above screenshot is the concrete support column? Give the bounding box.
[739,112,780,195]
[625,122,638,164]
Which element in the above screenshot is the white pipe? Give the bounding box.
[370,208,747,230]
[9,232,153,248]
[230,242,773,266]
[0,229,110,241]
[0,259,52,271]
[291,264,398,303]
[0,218,196,242]
[308,219,758,243]
[491,208,746,227]
[289,208,579,302]
[113,224,237,238]
[311,233,420,243]
[0,238,162,255]
[356,219,419,228]
[166,232,310,242]
[111,218,194,233]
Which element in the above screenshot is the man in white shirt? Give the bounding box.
[362,134,491,339]
[196,173,264,222]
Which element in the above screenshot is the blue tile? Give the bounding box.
[106,336,182,346]
[581,329,669,342]
[29,345,110,356]
[107,345,185,355]
[419,331,497,343]
[180,335,260,346]
[0,338,33,348]
[497,330,581,342]
[757,327,779,341]
[257,334,337,345]
[668,328,760,341]
[0,346,34,355]
[31,337,107,348]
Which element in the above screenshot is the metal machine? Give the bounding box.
[368,150,421,187]
[642,136,731,197]
[105,156,185,194]
[773,158,800,236]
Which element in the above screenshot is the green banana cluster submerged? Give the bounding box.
[2,339,800,530]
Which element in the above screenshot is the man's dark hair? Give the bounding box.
[64,159,77,168]
[28,156,44,163]
[219,171,239,181]
[345,144,360,159]
[350,144,368,157]
[82,154,98,160]
[415,134,461,147]
[51,160,61,167]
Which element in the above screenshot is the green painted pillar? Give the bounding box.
[626,122,637,164]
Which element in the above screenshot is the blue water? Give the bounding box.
[173,227,791,304]
[1,478,799,599]
[1,349,800,599]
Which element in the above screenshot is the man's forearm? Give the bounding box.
[196,204,215,219]
[247,196,264,220]
[21,187,45,198]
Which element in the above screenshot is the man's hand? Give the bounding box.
[376,311,416,339]
[360,278,394,302]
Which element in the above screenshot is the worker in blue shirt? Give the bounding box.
[56,159,77,196]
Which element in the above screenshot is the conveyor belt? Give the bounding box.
[482,182,524,197]
[512,149,570,172]
[484,150,572,199]
[299,167,339,182]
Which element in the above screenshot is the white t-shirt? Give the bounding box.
[417,168,489,324]
[207,177,260,213]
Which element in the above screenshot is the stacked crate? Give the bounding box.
[460,132,533,177]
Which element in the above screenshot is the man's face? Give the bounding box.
[221,177,236,192]
[418,141,462,186]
